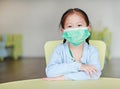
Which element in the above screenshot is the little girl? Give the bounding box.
[43,8,101,80]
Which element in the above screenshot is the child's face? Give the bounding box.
[64,13,87,29]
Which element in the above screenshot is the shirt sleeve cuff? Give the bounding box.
[75,62,82,71]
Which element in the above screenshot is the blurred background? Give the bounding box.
[0,0,120,59]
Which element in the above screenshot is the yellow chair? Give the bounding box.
[44,40,106,70]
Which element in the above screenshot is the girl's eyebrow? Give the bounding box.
[65,23,72,25]
[77,21,83,23]
[78,22,82,24]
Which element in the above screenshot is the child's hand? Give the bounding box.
[42,76,65,81]
[81,64,98,77]
[42,77,56,81]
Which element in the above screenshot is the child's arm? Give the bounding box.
[64,70,101,80]
[64,47,101,80]
[46,45,82,77]
[46,62,81,77]
[43,64,100,81]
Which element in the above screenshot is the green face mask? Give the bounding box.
[62,27,90,46]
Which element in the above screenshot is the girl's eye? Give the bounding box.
[68,25,72,28]
[78,24,82,27]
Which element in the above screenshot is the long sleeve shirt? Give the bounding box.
[46,42,101,80]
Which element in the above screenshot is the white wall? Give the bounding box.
[0,0,120,58]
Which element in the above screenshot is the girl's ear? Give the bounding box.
[88,25,92,32]
[61,28,64,32]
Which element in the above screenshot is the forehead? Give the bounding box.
[65,13,86,23]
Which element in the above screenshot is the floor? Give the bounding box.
[0,58,120,83]
[0,58,46,83]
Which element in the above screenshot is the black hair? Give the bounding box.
[59,8,91,44]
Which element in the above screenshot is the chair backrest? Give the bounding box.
[44,40,106,70]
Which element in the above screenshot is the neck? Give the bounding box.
[69,43,84,50]
[69,42,84,62]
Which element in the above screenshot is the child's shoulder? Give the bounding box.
[87,44,98,53]
[55,43,67,49]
